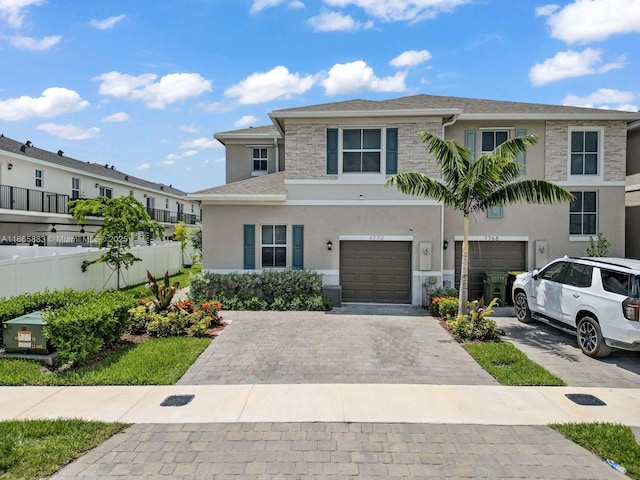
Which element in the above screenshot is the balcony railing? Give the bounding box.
[0,185,69,214]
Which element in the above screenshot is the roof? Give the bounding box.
[0,134,187,196]
[189,172,286,202]
[214,125,281,145]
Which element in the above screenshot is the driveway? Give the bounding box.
[178,305,498,385]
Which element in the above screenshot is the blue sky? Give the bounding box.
[0,0,638,192]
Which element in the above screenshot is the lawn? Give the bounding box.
[0,337,211,386]
[120,264,201,298]
[463,341,566,386]
[551,422,640,479]
[0,419,128,480]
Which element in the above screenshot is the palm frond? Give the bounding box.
[487,180,575,207]
[386,172,459,208]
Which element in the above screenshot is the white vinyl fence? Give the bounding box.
[0,242,182,298]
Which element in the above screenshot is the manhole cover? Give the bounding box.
[565,393,606,406]
[160,394,195,407]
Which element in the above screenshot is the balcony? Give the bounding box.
[0,185,69,214]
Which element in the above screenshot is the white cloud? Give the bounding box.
[563,88,638,111]
[321,60,407,95]
[529,48,624,86]
[225,66,314,104]
[137,163,150,170]
[180,137,220,150]
[0,0,44,28]
[9,35,61,50]
[289,0,305,8]
[322,0,470,22]
[36,123,100,140]
[163,150,199,165]
[539,0,640,44]
[233,115,260,128]
[390,49,432,68]
[535,4,559,16]
[0,87,89,121]
[308,11,373,31]
[102,112,130,122]
[214,156,226,163]
[94,71,212,109]
[179,124,200,133]
[250,0,285,13]
[90,14,127,30]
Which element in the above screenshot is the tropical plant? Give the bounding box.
[146,270,180,312]
[447,297,500,342]
[587,232,611,257]
[172,221,191,266]
[188,222,202,264]
[70,195,164,289]
[387,132,574,315]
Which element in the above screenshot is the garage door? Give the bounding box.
[454,241,526,301]
[340,241,412,304]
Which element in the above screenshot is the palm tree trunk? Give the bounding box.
[458,214,470,316]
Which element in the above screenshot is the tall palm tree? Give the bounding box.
[386,132,574,315]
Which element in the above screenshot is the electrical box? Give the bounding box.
[3,311,52,355]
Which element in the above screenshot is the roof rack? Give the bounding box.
[568,256,636,271]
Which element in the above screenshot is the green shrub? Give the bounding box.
[447,314,498,341]
[429,296,458,317]
[146,312,190,338]
[244,296,269,310]
[305,295,332,311]
[270,295,289,311]
[428,286,458,306]
[127,305,150,334]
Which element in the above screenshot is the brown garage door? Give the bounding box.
[340,241,412,304]
[454,241,526,301]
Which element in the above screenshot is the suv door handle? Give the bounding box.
[572,293,580,298]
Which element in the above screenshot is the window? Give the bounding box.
[35,169,43,187]
[487,205,504,219]
[191,203,194,213]
[564,263,593,288]
[129,190,134,197]
[570,191,597,235]
[146,196,155,209]
[252,148,268,172]
[481,130,509,153]
[71,178,80,199]
[540,262,568,283]
[343,128,381,173]
[99,186,113,198]
[165,199,169,209]
[571,130,599,175]
[261,225,286,268]
[601,269,630,295]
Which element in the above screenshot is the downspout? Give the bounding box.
[439,114,459,288]
[274,136,280,173]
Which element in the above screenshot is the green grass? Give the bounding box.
[551,422,640,479]
[0,419,128,480]
[463,341,566,386]
[0,337,211,386]
[120,264,202,298]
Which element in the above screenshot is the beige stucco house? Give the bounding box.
[190,94,640,305]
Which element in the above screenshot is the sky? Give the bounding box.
[0,0,638,193]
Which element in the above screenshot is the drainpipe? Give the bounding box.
[439,115,459,288]
[274,137,280,173]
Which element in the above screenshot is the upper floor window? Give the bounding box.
[481,130,509,153]
[261,225,286,268]
[99,186,113,199]
[146,196,155,209]
[570,191,597,235]
[252,148,268,172]
[165,198,169,209]
[35,169,43,188]
[343,128,381,173]
[71,178,80,199]
[570,130,599,175]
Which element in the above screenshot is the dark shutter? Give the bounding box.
[243,224,255,270]
[292,225,304,270]
[327,128,338,174]
[386,128,398,174]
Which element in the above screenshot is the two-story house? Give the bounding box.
[626,121,640,259]
[190,94,640,305]
[0,134,201,245]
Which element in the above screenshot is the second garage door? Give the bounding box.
[340,241,412,304]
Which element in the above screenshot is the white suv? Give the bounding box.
[512,256,640,358]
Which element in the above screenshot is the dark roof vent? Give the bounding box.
[169,184,172,188]
[25,140,32,147]
[110,165,115,170]
[125,175,129,180]
[57,150,64,156]
[104,164,109,168]
[160,185,164,190]
[20,144,26,153]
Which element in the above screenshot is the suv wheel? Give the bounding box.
[577,316,613,358]
[514,291,534,323]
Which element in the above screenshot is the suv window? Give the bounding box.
[563,263,593,288]
[540,262,568,282]
[601,269,630,295]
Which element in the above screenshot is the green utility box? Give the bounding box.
[3,311,52,355]
[483,271,508,305]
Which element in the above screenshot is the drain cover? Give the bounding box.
[160,394,195,407]
[565,393,606,406]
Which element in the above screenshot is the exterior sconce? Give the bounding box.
[80,227,85,234]
[7,163,13,170]
[326,240,333,251]
[95,183,99,188]
[538,244,546,253]
[50,224,57,233]
[443,240,449,250]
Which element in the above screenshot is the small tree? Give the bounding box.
[188,222,202,264]
[172,221,191,267]
[71,195,165,289]
[587,233,611,257]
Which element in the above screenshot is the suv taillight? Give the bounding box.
[623,298,640,321]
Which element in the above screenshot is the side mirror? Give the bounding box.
[532,269,540,280]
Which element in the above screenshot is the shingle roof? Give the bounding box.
[215,125,280,136]
[190,172,285,196]
[0,134,187,196]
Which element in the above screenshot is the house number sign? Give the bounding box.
[484,236,500,241]
[369,235,384,240]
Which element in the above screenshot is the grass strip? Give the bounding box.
[121,264,202,297]
[0,419,128,480]
[463,341,566,386]
[0,337,210,386]
[551,422,640,479]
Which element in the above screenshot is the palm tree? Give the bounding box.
[386,132,574,315]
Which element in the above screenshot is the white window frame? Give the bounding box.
[146,196,155,209]
[569,190,598,239]
[480,129,511,154]
[568,127,604,183]
[99,186,113,198]
[338,126,386,180]
[35,169,43,188]
[252,147,269,175]
[71,177,80,199]
[261,224,287,268]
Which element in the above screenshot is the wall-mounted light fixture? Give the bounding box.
[7,163,13,170]
[538,244,546,253]
[95,183,99,188]
[80,227,85,234]
[443,240,449,250]
[50,224,57,233]
[326,240,333,251]
[358,194,364,200]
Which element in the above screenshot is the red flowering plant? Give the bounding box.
[176,300,195,314]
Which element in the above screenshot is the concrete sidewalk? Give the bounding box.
[2,384,639,426]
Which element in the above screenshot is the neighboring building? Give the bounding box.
[626,121,640,259]
[0,135,201,245]
[190,94,640,305]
